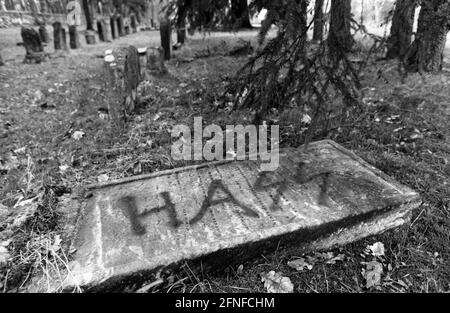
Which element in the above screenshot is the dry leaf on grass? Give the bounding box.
[261,271,294,293]
[367,242,385,257]
[288,258,314,271]
[97,174,109,183]
[72,131,85,140]
[362,261,383,288]
[0,242,11,266]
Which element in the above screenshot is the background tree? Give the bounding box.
[405,0,450,72]
[230,0,252,29]
[313,0,325,42]
[386,0,417,60]
[328,0,354,54]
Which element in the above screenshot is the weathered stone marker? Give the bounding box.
[63,140,420,291]
[97,20,105,42]
[130,14,137,33]
[145,47,167,76]
[52,22,67,51]
[103,45,141,123]
[110,17,118,39]
[103,19,113,42]
[85,29,96,45]
[117,16,124,37]
[20,27,48,63]
[38,25,50,43]
[69,25,81,49]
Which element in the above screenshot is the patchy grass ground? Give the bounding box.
[0,28,449,293]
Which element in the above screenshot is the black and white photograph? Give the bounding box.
[0,0,449,302]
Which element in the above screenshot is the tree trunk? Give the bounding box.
[82,0,94,30]
[159,13,172,60]
[177,0,188,44]
[405,0,450,72]
[313,0,324,42]
[386,0,417,59]
[230,0,252,28]
[328,0,354,53]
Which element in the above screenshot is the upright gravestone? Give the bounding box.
[52,22,64,50]
[130,14,137,33]
[103,19,113,42]
[124,17,131,35]
[123,46,141,113]
[21,27,46,63]
[61,28,68,51]
[69,25,81,49]
[145,47,166,77]
[110,17,117,39]
[159,14,172,60]
[97,20,105,42]
[85,29,96,45]
[103,45,142,123]
[117,16,124,37]
[38,25,50,43]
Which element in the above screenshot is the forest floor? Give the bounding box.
[0,28,449,293]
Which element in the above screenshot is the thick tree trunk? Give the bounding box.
[405,0,450,72]
[177,0,188,44]
[313,0,325,42]
[230,0,252,28]
[386,0,417,59]
[82,0,94,30]
[328,0,354,53]
[159,13,172,60]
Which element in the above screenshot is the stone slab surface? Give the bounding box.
[64,140,420,290]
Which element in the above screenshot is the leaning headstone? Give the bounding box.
[60,140,420,291]
[159,14,172,60]
[38,25,49,43]
[69,25,80,49]
[145,47,166,76]
[20,27,47,63]
[103,45,142,123]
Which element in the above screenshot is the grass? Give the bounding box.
[0,27,449,293]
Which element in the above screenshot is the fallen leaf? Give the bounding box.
[288,258,314,271]
[363,261,383,288]
[98,174,109,183]
[49,235,62,255]
[133,162,143,175]
[367,242,385,257]
[301,114,312,125]
[261,271,294,293]
[0,245,10,266]
[72,131,85,140]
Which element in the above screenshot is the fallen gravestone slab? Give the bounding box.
[63,140,420,291]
